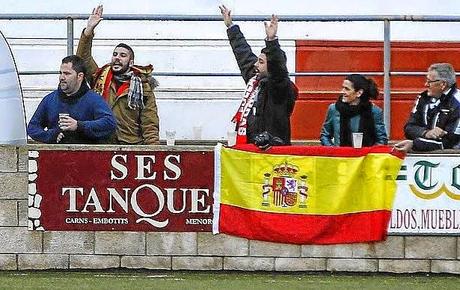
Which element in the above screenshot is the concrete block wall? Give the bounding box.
[1,144,460,273]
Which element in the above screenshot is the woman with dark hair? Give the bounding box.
[320,74,388,146]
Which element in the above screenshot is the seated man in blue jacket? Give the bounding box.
[220,5,297,147]
[27,55,116,144]
[394,63,460,152]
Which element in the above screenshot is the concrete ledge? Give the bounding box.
[44,232,94,254]
[275,257,326,271]
[0,201,19,226]
[172,256,222,270]
[70,255,120,269]
[0,254,17,270]
[352,237,405,258]
[0,227,42,253]
[198,233,248,256]
[18,147,28,172]
[0,146,17,172]
[302,244,353,258]
[3,145,460,273]
[327,258,378,272]
[147,232,197,256]
[27,144,216,152]
[405,237,457,259]
[250,240,301,257]
[121,256,171,270]
[95,232,145,255]
[0,173,28,199]
[379,259,430,273]
[431,260,460,274]
[224,257,274,271]
[18,200,28,227]
[18,254,68,270]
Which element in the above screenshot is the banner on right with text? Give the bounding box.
[389,155,460,234]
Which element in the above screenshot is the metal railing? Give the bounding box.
[3,14,460,137]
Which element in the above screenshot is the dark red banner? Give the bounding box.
[29,150,214,231]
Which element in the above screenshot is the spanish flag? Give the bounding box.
[212,144,404,245]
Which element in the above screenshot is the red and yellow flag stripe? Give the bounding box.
[213,144,404,245]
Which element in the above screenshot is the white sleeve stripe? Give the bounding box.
[419,137,443,145]
[453,89,460,103]
[454,118,460,135]
[411,95,421,114]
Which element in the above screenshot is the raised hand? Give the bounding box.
[219,5,233,28]
[85,5,104,36]
[264,14,278,41]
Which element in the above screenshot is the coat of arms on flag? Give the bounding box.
[261,162,309,208]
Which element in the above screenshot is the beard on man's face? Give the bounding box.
[111,61,130,75]
[59,81,69,92]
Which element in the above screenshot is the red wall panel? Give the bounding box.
[293,40,460,140]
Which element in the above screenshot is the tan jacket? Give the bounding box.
[76,30,160,145]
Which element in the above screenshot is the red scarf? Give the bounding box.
[232,76,260,144]
[94,66,130,102]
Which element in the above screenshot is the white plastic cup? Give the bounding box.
[227,130,237,147]
[58,113,69,130]
[192,126,202,140]
[352,132,363,148]
[165,130,176,146]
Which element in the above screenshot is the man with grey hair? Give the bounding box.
[395,63,460,151]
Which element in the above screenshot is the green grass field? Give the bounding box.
[1,271,460,290]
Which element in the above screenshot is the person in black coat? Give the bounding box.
[220,5,297,147]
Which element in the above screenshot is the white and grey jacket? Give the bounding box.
[404,86,460,151]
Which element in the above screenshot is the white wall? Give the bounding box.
[3,0,460,140]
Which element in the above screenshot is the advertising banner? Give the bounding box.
[389,154,460,234]
[28,149,214,231]
[29,148,460,236]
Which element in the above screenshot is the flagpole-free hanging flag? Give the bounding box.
[0,30,26,145]
[213,144,405,245]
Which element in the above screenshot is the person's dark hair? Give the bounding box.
[61,55,87,77]
[260,47,288,74]
[115,43,135,60]
[261,47,287,61]
[345,74,379,102]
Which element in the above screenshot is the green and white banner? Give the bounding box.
[389,155,460,234]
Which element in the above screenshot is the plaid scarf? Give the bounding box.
[232,76,260,144]
[114,72,144,110]
[93,65,145,110]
